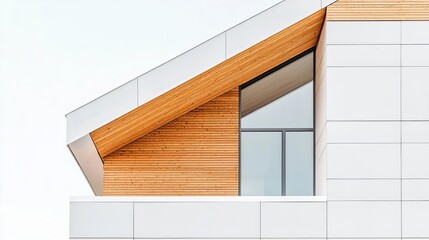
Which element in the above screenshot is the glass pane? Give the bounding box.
[241,81,313,129]
[285,132,314,196]
[240,132,282,196]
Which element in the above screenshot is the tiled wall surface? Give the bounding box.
[70,198,326,239]
[317,20,429,239]
[68,7,429,240]
[315,20,327,197]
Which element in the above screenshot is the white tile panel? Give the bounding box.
[316,21,327,82]
[316,21,326,64]
[315,24,327,197]
[403,239,429,240]
[316,72,327,142]
[316,148,327,196]
[137,239,255,240]
[327,179,400,200]
[402,122,429,143]
[66,79,138,144]
[327,67,400,120]
[326,122,401,143]
[315,20,326,91]
[329,239,398,240]
[261,202,326,238]
[327,144,401,179]
[68,134,103,195]
[402,21,429,44]
[316,53,327,96]
[139,239,323,240]
[70,239,129,240]
[328,201,401,238]
[316,53,327,94]
[326,45,400,67]
[326,21,400,45]
[138,33,225,106]
[316,123,327,164]
[225,0,320,57]
[403,179,429,200]
[402,143,429,178]
[403,201,429,237]
[264,239,325,240]
[402,45,429,66]
[402,67,429,120]
[70,202,133,238]
[134,202,260,238]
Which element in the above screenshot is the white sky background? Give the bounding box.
[0,0,282,239]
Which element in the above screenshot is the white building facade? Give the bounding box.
[68,1,429,239]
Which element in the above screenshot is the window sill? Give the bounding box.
[70,195,327,203]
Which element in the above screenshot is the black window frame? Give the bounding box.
[238,48,316,196]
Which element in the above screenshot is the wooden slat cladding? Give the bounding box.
[327,0,429,20]
[91,9,326,158]
[103,89,239,196]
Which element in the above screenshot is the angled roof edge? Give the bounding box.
[66,0,327,145]
[91,9,326,158]
[68,134,103,195]
[67,1,331,194]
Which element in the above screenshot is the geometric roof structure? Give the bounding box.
[66,0,331,195]
[66,0,429,196]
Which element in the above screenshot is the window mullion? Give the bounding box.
[282,130,286,196]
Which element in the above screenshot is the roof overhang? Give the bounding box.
[66,1,328,195]
[91,9,326,158]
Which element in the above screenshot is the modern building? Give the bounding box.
[66,0,429,239]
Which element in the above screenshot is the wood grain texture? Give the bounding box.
[91,9,326,158]
[327,0,429,20]
[103,89,239,196]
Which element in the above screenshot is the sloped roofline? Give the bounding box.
[90,9,326,158]
[66,1,331,195]
[69,0,429,195]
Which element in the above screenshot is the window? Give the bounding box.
[240,52,314,196]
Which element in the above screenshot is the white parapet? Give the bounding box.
[70,196,327,239]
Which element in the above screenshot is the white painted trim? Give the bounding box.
[70,196,327,203]
[68,134,103,195]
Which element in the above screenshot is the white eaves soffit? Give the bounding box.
[65,0,326,195]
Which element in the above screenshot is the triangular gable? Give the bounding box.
[103,88,239,196]
[90,9,326,158]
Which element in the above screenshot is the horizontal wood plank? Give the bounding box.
[103,89,239,196]
[327,0,429,20]
[91,9,326,158]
